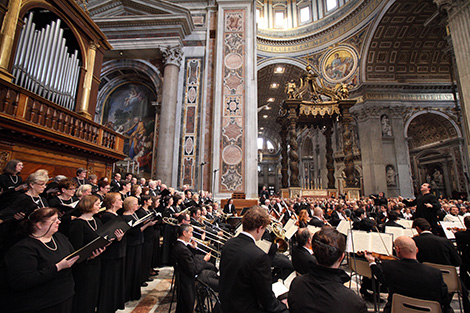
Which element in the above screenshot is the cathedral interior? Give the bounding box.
[0,0,469,200]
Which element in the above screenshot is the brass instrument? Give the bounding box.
[162,216,179,226]
[267,220,288,253]
[191,237,221,260]
[201,216,233,240]
[192,228,226,246]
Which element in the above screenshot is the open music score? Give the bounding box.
[256,239,272,254]
[395,219,413,229]
[441,220,466,240]
[346,230,393,256]
[384,226,417,239]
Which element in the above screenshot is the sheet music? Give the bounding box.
[385,226,417,239]
[396,219,413,229]
[255,239,272,254]
[284,219,298,240]
[440,221,461,240]
[346,230,393,255]
[457,216,466,228]
[307,225,322,235]
[272,281,289,298]
[336,220,351,236]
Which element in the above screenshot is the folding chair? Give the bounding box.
[391,293,442,313]
[195,278,222,313]
[349,257,380,313]
[423,262,463,313]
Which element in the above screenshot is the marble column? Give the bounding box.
[212,0,257,199]
[390,107,414,198]
[156,46,182,185]
[341,106,356,188]
[354,105,387,195]
[0,0,21,81]
[324,123,335,189]
[435,0,470,160]
[280,125,289,188]
[288,110,299,187]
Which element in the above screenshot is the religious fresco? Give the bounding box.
[102,82,156,173]
[322,46,358,83]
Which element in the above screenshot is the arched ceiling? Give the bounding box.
[407,113,458,150]
[257,63,305,143]
[365,0,451,83]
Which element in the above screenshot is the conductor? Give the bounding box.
[220,206,288,313]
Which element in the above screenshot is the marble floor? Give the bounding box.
[118,264,465,313]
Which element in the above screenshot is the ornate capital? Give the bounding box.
[353,105,382,122]
[161,46,183,67]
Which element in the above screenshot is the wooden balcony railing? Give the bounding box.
[0,79,126,160]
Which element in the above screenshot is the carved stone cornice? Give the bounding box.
[352,105,383,122]
[434,0,470,18]
[161,46,183,67]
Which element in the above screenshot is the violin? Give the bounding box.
[447,227,466,233]
[357,251,398,261]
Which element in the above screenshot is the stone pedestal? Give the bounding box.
[155,47,182,185]
[344,188,361,200]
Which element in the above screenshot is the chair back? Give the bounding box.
[391,293,442,313]
[422,262,461,293]
[349,258,372,279]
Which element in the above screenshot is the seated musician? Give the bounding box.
[308,207,327,227]
[455,216,470,289]
[289,227,367,313]
[223,198,237,216]
[220,206,288,313]
[364,236,449,313]
[292,227,317,275]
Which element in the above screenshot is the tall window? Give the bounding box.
[274,11,285,28]
[326,0,337,11]
[299,6,311,24]
[257,137,264,150]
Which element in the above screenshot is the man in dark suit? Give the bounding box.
[220,206,288,313]
[110,173,121,192]
[400,183,441,234]
[223,198,237,216]
[456,216,470,288]
[364,236,449,313]
[309,207,327,228]
[172,224,197,313]
[292,227,317,274]
[412,218,461,266]
[412,218,470,312]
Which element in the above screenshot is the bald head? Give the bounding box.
[394,236,417,259]
[313,207,323,218]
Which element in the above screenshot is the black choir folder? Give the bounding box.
[96,216,131,240]
[66,236,110,263]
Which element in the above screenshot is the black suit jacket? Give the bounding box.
[370,258,448,313]
[413,232,461,266]
[308,216,325,228]
[220,233,288,313]
[223,203,237,215]
[173,240,196,313]
[291,245,317,275]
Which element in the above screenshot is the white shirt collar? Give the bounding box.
[177,238,189,246]
[241,231,256,243]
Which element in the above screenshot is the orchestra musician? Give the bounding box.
[291,227,317,274]
[289,227,367,313]
[308,207,327,227]
[297,209,310,228]
[220,206,288,313]
[364,236,449,313]
[172,224,198,313]
[223,198,237,216]
[455,216,470,289]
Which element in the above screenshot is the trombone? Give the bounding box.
[201,216,233,240]
[191,237,221,261]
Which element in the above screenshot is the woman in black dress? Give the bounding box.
[0,159,25,210]
[97,192,126,313]
[137,195,158,285]
[68,195,104,313]
[0,169,49,255]
[4,207,79,313]
[122,196,145,301]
